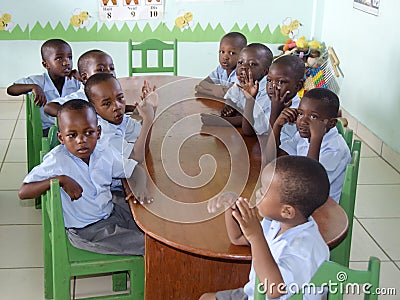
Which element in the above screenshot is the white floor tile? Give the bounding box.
[355,185,400,218]
[0,102,22,120]
[0,268,44,300]
[0,139,9,162]
[348,261,400,299]
[358,157,400,185]
[0,120,16,139]
[0,191,41,225]
[0,162,27,190]
[0,89,25,101]
[0,225,43,268]
[12,119,26,139]
[350,220,390,262]
[359,218,400,261]
[19,102,26,120]
[360,141,379,158]
[73,274,128,298]
[4,138,27,162]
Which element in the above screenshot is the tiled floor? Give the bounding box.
[0,92,399,299]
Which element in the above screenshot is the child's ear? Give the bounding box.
[80,72,88,83]
[57,132,64,145]
[295,79,304,92]
[97,125,101,140]
[281,204,296,220]
[327,118,337,130]
[42,60,49,70]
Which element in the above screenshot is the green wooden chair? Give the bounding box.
[26,94,44,208]
[128,38,178,76]
[330,139,361,267]
[255,256,380,299]
[40,140,144,300]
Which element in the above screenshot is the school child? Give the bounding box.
[195,32,247,98]
[202,155,330,300]
[84,73,156,195]
[272,88,351,202]
[221,43,273,136]
[18,99,150,255]
[266,55,305,142]
[44,49,135,117]
[7,39,81,136]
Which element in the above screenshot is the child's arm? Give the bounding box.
[44,102,61,117]
[124,164,153,204]
[7,83,46,106]
[307,119,327,161]
[19,175,83,201]
[272,108,298,153]
[234,198,285,299]
[239,70,260,136]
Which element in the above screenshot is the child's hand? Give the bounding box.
[238,70,259,99]
[221,104,239,117]
[32,84,46,106]
[135,97,155,122]
[67,69,82,82]
[275,107,298,127]
[56,175,83,201]
[232,197,263,243]
[207,192,238,213]
[309,118,328,140]
[270,83,292,112]
[126,166,153,205]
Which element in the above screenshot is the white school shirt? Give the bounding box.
[243,217,329,300]
[224,76,271,135]
[49,83,86,104]
[280,127,351,203]
[98,115,142,190]
[14,73,81,129]
[23,142,136,228]
[208,65,237,86]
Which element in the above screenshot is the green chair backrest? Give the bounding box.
[336,119,353,150]
[26,94,43,172]
[330,139,361,267]
[47,124,60,149]
[128,38,178,76]
[255,256,380,300]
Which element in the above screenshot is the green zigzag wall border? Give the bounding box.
[0,21,287,43]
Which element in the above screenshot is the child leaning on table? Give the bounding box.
[84,72,157,197]
[202,156,330,300]
[7,38,80,136]
[195,32,247,98]
[18,99,151,255]
[271,88,351,203]
[44,49,136,117]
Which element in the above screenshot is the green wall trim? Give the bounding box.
[1,21,287,43]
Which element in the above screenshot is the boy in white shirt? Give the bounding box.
[202,156,330,300]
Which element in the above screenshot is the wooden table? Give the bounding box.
[119,76,349,300]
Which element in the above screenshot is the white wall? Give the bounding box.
[321,0,400,153]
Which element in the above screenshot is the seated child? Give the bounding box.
[7,38,81,136]
[272,88,351,203]
[18,99,150,255]
[44,49,136,117]
[84,73,157,194]
[267,55,305,142]
[195,32,247,98]
[221,43,273,136]
[202,155,330,300]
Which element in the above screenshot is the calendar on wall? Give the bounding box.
[99,0,163,21]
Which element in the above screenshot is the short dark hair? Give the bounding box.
[57,99,97,122]
[221,32,247,49]
[272,55,305,82]
[274,156,329,218]
[84,72,117,102]
[41,39,70,60]
[303,88,340,118]
[245,43,273,69]
[77,49,111,75]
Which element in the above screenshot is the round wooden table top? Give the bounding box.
[120,75,349,261]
